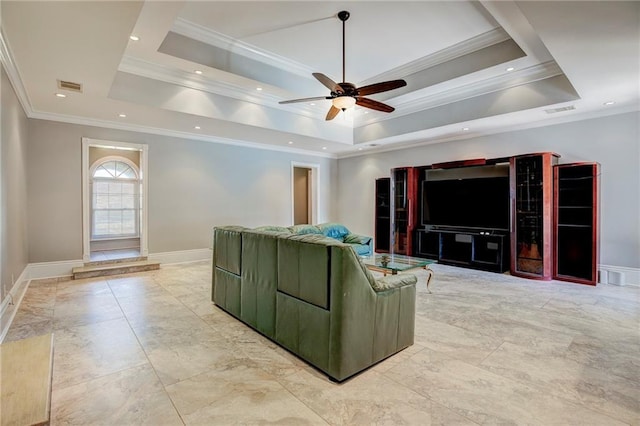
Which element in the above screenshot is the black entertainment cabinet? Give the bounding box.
[411,157,511,273]
[415,228,509,273]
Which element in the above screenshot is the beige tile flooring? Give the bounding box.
[4,262,640,425]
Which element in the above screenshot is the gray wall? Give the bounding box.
[27,119,337,262]
[1,65,29,301]
[337,111,640,269]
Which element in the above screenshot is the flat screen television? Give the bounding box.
[421,176,510,230]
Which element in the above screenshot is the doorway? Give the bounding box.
[291,162,319,225]
[82,138,148,263]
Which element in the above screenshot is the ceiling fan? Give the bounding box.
[279,11,407,120]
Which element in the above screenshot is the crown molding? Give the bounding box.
[0,28,34,116]
[359,28,511,85]
[119,55,329,121]
[29,110,337,159]
[172,17,316,80]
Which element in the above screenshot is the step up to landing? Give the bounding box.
[72,259,160,279]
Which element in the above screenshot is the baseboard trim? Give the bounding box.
[148,248,211,265]
[0,267,30,343]
[27,259,83,280]
[599,264,640,287]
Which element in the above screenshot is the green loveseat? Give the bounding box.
[255,223,373,256]
[212,226,417,382]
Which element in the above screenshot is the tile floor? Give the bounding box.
[4,262,640,425]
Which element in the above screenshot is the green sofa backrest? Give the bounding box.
[240,229,283,337]
[213,226,243,275]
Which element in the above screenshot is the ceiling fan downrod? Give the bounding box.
[338,11,350,83]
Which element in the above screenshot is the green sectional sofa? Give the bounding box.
[212,226,417,382]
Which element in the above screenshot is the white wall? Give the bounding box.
[1,65,29,301]
[337,111,640,270]
[27,119,337,262]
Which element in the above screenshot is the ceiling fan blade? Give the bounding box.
[357,79,407,96]
[279,96,331,105]
[313,73,340,92]
[325,105,341,121]
[356,97,395,113]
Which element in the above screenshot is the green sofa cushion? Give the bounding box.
[277,233,339,309]
[344,233,372,245]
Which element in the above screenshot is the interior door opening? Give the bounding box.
[291,162,319,226]
[293,167,311,225]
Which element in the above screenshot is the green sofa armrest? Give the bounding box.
[372,274,417,292]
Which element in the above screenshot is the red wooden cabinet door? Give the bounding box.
[391,167,418,255]
[510,152,559,280]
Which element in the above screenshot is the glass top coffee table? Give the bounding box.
[360,253,437,293]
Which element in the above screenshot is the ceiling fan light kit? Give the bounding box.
[333,96,356,110]
[279,10,407,121]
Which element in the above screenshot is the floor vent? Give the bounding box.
[545,105,575,114]
[57,80,83,93]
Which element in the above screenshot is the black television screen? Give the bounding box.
[421,177,510,230]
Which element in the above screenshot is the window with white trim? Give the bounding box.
[91,158,140,239]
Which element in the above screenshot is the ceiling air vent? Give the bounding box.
[57,80,83,93]
[545,105,575,114]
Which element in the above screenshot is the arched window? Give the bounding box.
[90,158,140,239]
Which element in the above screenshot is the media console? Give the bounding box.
[415,228,509,273]
[377,152,600,283]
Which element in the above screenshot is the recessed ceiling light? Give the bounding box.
[256,87,263,91]
[55,93,66,98]
[118,113,127,118]
[288,141,293,145]
[505,67,515,72]
[194,126,201,130]
[309,103,315,106]
[462,127,470,131]
[322,147,327,150]
[603,101,615,106]
[364,111,369,114]
[358,148,363,151]
[129,35,140,41]
[194,70,203,75]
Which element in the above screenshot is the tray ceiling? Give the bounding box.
[1,1,638,157]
